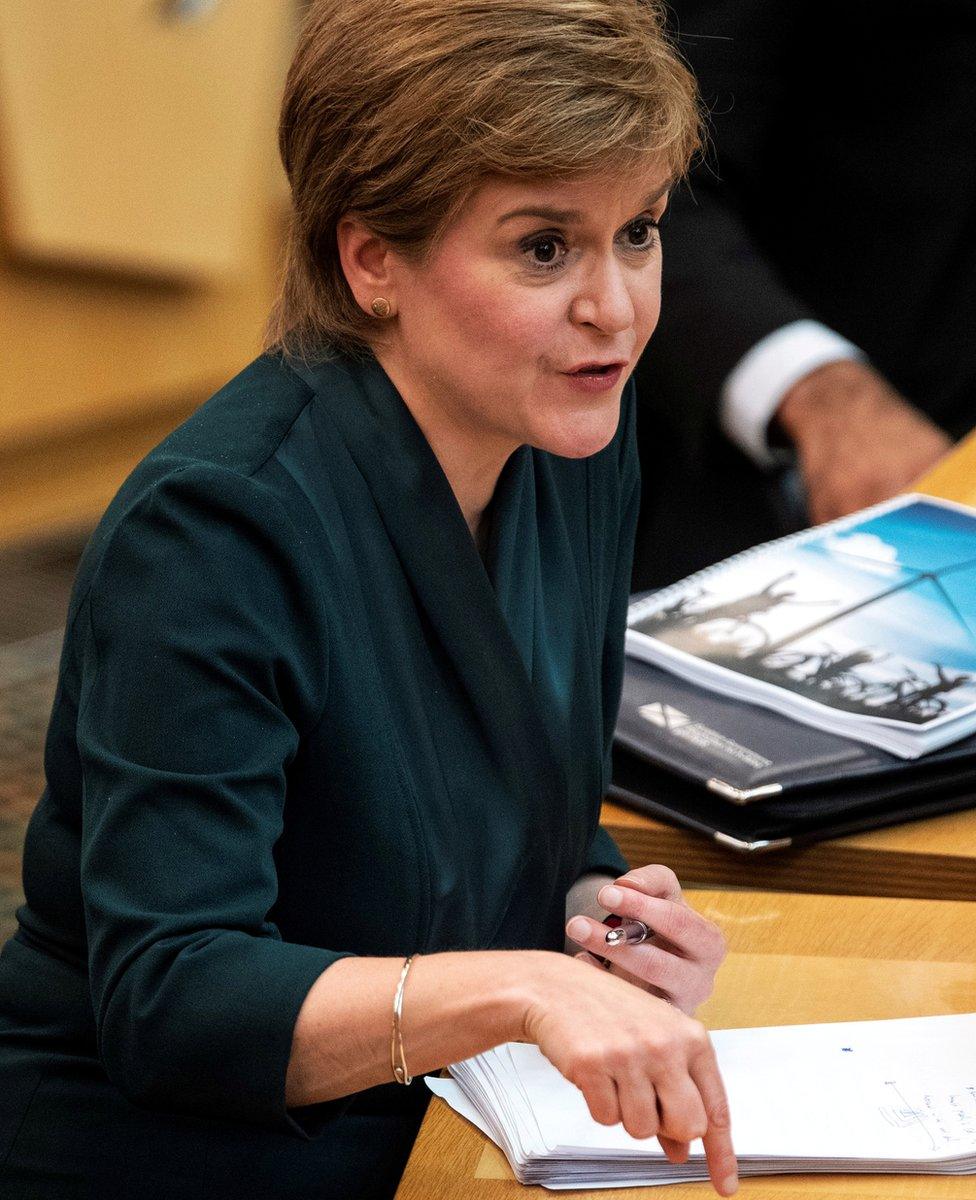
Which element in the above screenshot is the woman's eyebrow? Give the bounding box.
[645,179,673,205]
[497,181,672,227]
[497,205,581,226]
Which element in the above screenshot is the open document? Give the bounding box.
[427,1012,976,1188]
[626,495,976,758]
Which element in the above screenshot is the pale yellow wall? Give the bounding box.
[0,1,298,545]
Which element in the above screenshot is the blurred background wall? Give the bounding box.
[0,1,302,938]
[0,0,298,547]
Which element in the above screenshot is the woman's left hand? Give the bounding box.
[565,865,726,1015]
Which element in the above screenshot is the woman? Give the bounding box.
[0,1,737,1197]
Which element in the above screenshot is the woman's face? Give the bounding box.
[380,164,671,463]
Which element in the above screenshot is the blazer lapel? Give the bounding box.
[287,353,568,827]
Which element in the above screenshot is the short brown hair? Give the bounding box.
[266,0,701,360]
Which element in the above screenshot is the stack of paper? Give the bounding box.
[427,1012,976,1188]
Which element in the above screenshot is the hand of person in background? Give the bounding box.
[776,359,953,525]
[565,864,727,1017]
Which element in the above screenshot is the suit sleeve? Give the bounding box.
[635,178,812,462]
[77,463,349,1136]
[634,0,820,459]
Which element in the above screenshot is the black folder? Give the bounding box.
[610,657,976,852]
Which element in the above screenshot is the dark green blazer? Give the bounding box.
[0,352,635,1199]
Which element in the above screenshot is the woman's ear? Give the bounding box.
[337,216,398,318]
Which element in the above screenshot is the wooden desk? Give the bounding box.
[916,428,976,510]
[597,440,976,901]
[397,888,976,1198]
[600,799,976,901]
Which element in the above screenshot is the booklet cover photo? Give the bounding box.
[626,495,976,758]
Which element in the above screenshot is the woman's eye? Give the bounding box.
[533,238,558,263]
[522,234,567,270]
[623,218,658,249]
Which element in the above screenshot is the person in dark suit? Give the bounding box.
[0,3,737,1198]
[631,0,975,591]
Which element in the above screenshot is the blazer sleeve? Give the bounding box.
[578,824,629,881]
[77,462,349,1137]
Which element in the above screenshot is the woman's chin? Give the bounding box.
[532,408,622,460]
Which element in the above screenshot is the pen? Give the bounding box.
[603,917,650,947]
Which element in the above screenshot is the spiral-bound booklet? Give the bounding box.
[616,656,976,804]
[626,495,976,759]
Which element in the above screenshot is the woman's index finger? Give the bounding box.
[689,1043,738,1196]
[616,864,682,901]
[600,890,703,950]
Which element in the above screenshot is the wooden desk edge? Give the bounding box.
[600,802,976,901]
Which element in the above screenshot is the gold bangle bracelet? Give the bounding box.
[391,954,416,1085]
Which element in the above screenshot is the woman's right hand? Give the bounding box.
[520,952,737,1196]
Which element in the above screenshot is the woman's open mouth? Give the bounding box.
[563,361,625,391]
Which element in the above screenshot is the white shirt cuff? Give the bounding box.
[720,319,867,468]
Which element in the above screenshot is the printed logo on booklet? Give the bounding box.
[637,702,771,769]
[637,702,691,729]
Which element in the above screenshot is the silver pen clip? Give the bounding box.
[604,919,650,948]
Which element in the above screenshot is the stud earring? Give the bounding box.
[370,297,393,318]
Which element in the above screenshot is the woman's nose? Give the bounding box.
[569,261,635,335]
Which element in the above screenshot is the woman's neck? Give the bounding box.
[374,349,517,549]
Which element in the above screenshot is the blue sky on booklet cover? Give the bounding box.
[648,498,976,723]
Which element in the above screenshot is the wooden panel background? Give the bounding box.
[0,0,289,278]
[0,1,298,545]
